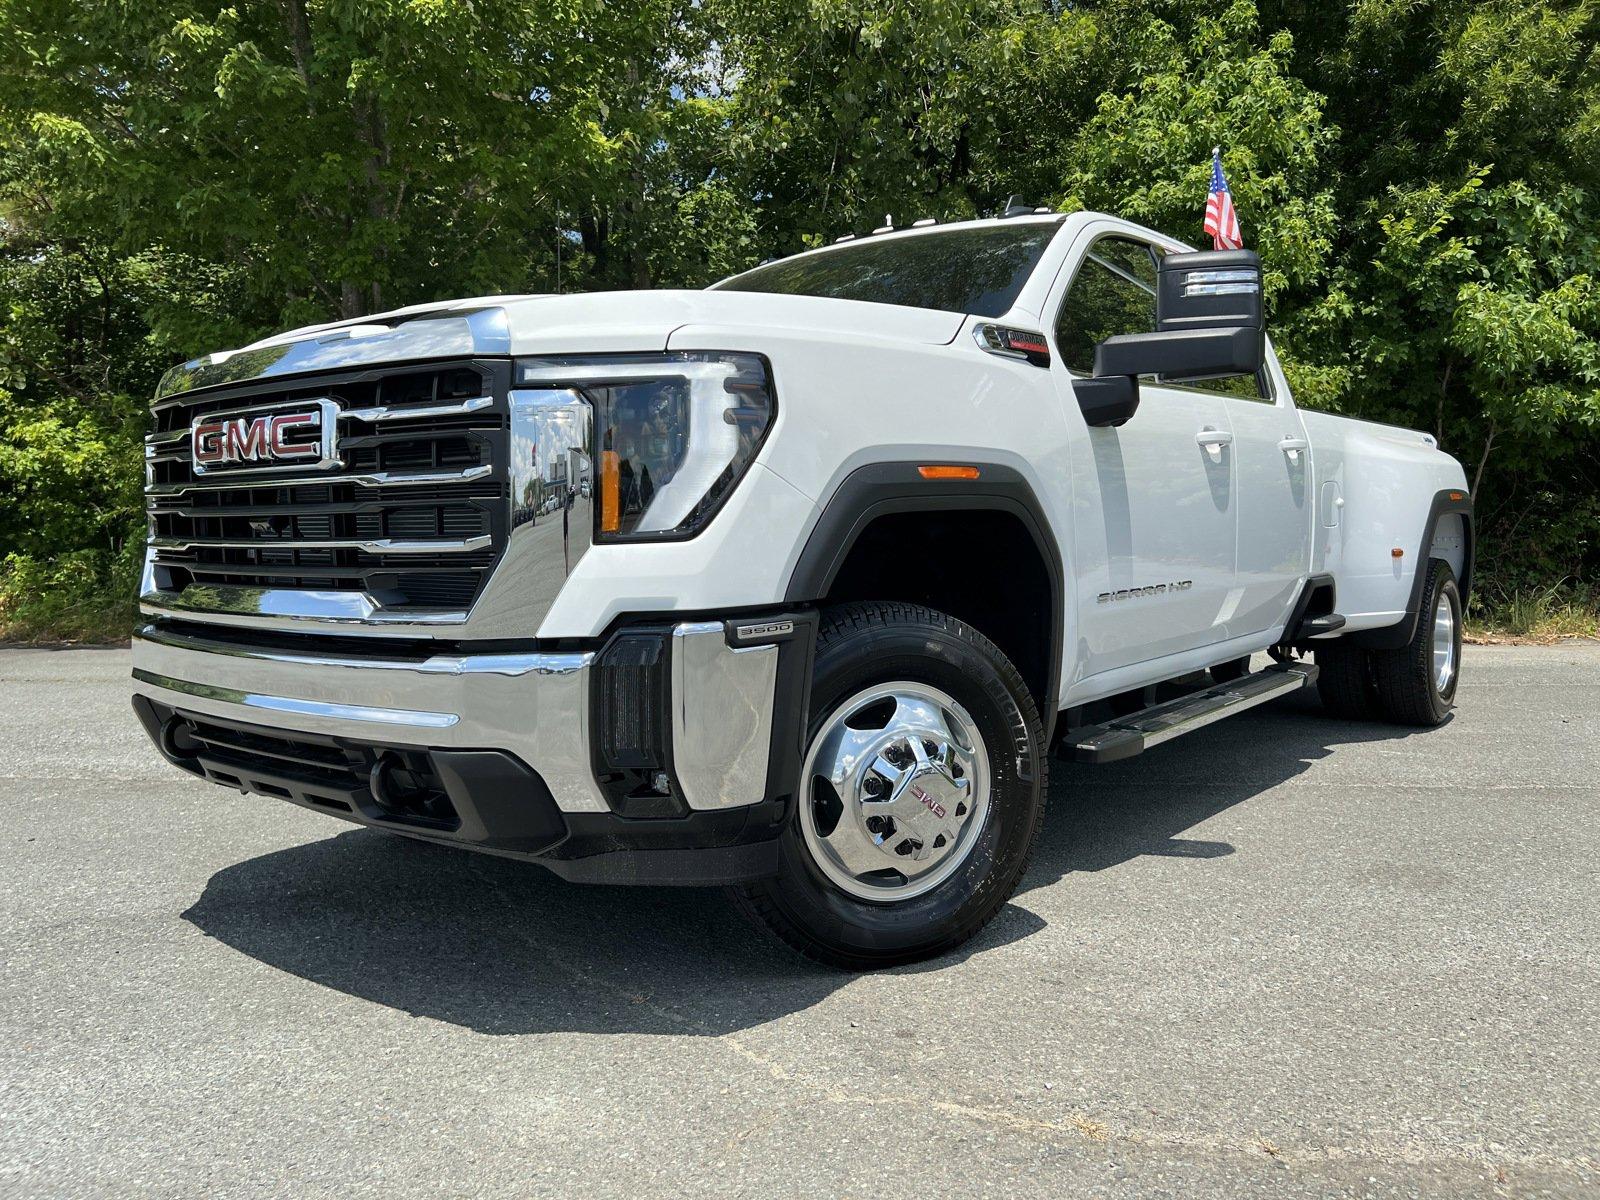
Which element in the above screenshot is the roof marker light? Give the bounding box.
[918,465,980,481]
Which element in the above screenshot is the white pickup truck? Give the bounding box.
[132,208,1472,967]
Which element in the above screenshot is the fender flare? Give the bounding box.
[1345,488,1474,651]
[784,460,1066,726]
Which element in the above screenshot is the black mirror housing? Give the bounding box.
[1072,374,1140,428]
[1074,247,1266,429]
[1095,325,1263,381]
[1157,249,1263,335]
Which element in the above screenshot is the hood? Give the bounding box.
[155,289,965,400]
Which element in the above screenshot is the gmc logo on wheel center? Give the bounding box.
[190,399,338,474]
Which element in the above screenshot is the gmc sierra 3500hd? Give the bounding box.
[132,207,1472,968]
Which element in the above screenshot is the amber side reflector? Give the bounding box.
[600,449,621,534]
[1392,548,1405,558]
[1449,491,1465,501]
[918,465,980,480]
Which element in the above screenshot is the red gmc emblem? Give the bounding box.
[191,400,337,474]
[911,783,946,820]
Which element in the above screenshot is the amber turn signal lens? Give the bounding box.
[600,449,621,534]
[917,465,980,480]
[1449,491,1465,501]
[1392,547,1405,558]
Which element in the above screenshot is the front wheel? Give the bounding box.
[733,602,1047,970]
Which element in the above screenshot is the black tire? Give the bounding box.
[1314,643,1380,720]
[1371,560,1461,726]
[1210,656,1250,683]
[732,602,1047,970]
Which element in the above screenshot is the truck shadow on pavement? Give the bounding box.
[181,691,1430,1036]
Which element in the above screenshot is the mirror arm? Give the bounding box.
[1072,374,1140,428]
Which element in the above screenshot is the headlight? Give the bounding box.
[514,352,775,542]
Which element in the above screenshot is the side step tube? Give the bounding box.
[1061,661,1319,764]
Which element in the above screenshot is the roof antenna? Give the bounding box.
[1001,195,1035,218]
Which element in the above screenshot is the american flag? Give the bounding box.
[1203,148,1243,250]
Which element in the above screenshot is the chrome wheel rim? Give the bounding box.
[798,682,991,902]
[1433,592,1457,694]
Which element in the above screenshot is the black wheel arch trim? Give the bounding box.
[783,460,1065,732]
[1344,488,1474,651]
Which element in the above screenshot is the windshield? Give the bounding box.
[714,221,1062,317]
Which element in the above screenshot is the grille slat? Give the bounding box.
[151,534,492,555]
[145,360,510,614]
[146,463,494,496]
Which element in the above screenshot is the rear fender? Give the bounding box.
[1345,489,1473,650]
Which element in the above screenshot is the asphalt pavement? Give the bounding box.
[2,643,1597,1198]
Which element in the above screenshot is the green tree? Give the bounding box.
[2,0,1597,638]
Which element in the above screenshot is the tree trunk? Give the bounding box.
[1472,417,1498,498]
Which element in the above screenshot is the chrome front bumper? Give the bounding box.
[131,618,794,816]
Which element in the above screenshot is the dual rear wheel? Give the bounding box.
[1316,559,1462,726]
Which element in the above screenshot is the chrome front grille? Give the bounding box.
[145,360,511,615]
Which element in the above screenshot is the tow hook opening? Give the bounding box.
[158,716,200,761]
[368,751,460,829]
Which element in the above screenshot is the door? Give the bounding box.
[1049,233,1239,682]
[1211,353,1313,638]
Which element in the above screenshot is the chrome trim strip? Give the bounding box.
[131,623,609,813]
[132,668,459,729]
[146,463,493,497]
[154,305,514,401]
[139,583,468,631]
[136,622,584,678]
[340,396,494,422]
[462,388,594,636]
[670,621,778,811]
[148,534,492,555]
[145,429,188,447]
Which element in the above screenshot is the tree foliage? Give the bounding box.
[1,0,1596,637]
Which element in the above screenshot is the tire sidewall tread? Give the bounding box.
[1371,560,1460,727]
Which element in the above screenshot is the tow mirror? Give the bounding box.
[1074,249,1265,428]
[1157,249,1263,337]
